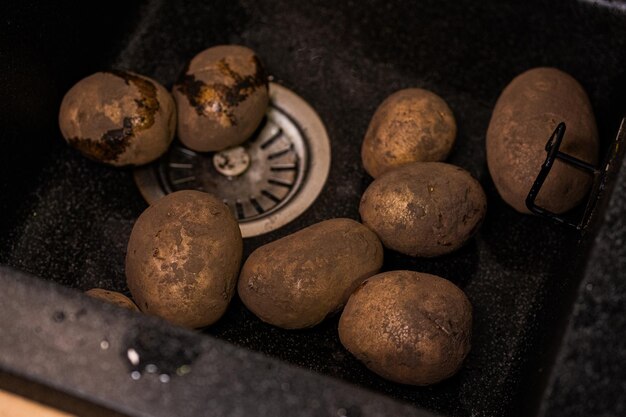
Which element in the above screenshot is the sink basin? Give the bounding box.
[1,1,625,416]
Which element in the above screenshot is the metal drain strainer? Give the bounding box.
[134,83,331,237]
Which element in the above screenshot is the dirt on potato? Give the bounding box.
[339,270,472,386]
[126,190,242,329]
[238,218,383,329]
[360,162,486,257]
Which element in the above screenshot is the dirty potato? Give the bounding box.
[360,162,486,257]
[59,71,176,166]
[238,218,383,329]
[126,190,242,328]
[361,88,456,178]
[486,67,598,213]
[339,270,472,385]
[85,288,139,311]
[174,45,269,152]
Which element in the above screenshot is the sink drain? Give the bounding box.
[134,83,331,237]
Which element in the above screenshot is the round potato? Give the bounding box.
[85,288,139,311]
[339,270,472,385]
[173,45,269,152]
[126,190,242,328]
[360,162,486,257]
[486,67,598,213]
[59,71,176,166]
[238,218,383,329]
[361,88,456,178]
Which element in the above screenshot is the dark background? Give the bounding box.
[1,1,625,416]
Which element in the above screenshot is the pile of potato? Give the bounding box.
[59,45,267,165]
[60,45,598,386]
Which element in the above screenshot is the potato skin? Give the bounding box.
[360,162,486,257]
[173,45,269,152]
[339,271,472,385]
[126,190,243,328]
[237,218,383,329]
[361,88,456,178]
[486,67,598,213]
[59,71,176,166]
[85,288,139,311]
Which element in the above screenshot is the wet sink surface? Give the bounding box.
[1,1,625,416]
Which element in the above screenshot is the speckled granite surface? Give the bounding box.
[1,1,625,416]
[539,123,626,417]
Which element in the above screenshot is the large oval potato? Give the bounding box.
[238,218,383,329]
[173,45,269,152]
[126,190,243,328]
[360,162,486,257]
[486,67,598,213]
[59,71,176,166]
[339,270,472,385]
[362,88,456,178]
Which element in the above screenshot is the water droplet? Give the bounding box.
[176,365,191,376]
[100,339,110,350]
[122,322,201,381]
[52,311,66,322]
[127,348,140,366]
[130,371,141,380]
[337,406,361,417]
[586,283,593,291]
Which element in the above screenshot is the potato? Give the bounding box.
[59,71,176,166]
[339,270,472,385]
[361,88,456,178]
[173,45,269,152]
[359,162,486,257]
[486,67,599,213]
[237,218,383,329]
[125,190,242,328]
[85,288,139,311]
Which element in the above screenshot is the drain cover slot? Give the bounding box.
[134,83,331,237]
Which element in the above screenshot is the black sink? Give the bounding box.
[1,1,625,416]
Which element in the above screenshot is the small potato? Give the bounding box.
[238,218,383,329]
[85,288,139,311]
[126,190,242,328]
[360,162,486,257]
[339,270,472,386]
[173,45,269,152]
[486,67,598,213]
[361,88,456,178]
[59,71,176,166]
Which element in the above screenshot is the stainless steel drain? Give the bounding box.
[134,83,331,237]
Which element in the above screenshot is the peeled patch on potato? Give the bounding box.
[174,45,269,152]
[361,88,456,178]
[238,218,384,329]
[85,288,139,311]
[59,71,176,166]
[360,162,486,257]
[126,190,243,328]
[486,67,598,214]
[339,270,472,386]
